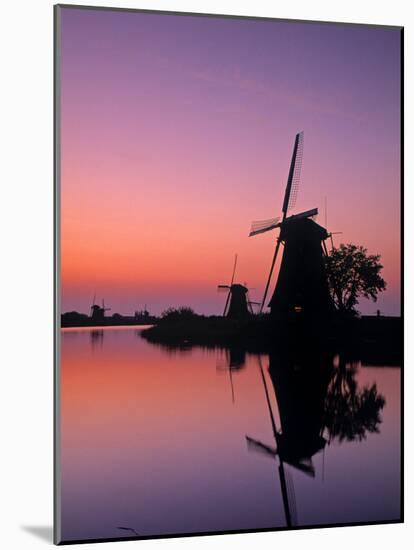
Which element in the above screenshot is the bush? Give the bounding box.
[160,307,199,323]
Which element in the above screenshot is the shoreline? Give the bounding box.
[140,314,403,365]
[59,313,403,365]
[61,317,158,328]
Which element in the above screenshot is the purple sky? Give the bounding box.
[60,7,402,316]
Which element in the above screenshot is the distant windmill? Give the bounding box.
[249,132,333,319]
[89,293,97,318]
[323,196,342,252]
[218,255,258,319]
[90,296,111,323]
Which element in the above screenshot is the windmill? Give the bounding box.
[218,255,257,319]
[90,296,111,323]
[249,132,333,319]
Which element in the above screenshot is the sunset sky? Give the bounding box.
[59,7,401,316]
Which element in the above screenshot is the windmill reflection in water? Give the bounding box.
[216,347,247,404]
[246,356,327,527]
[246,346,386,528]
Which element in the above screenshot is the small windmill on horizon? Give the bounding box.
[218,254,259,319]
[90,295,111,323]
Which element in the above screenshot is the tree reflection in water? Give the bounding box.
[324,355,386,443]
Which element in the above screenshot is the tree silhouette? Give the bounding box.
[325,244,386,314]
[160,307,198,323]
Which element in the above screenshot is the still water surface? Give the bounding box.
[60,326,401,542]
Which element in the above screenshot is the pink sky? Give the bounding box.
[59,7,402,316]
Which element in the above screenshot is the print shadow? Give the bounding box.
[21,525,53,543]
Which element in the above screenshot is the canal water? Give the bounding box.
[59,326,401,542]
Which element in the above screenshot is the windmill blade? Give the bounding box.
[279,463,293,528]
[285,467,299,527]
[284,207,318,224]
[229,368,235,404]
[249,217,280,237]
[117,527,140,536]
[246,435,277,458]
[328,231,342,250]
[282,131,304,216]
[257,356,279,440]
[223,289,231,316]
[248,300,260,314]
[286,457,315,477]
[230,253,238,285]
[90,294,96,316]
[221,253,237,316]
[218,284,230,291]
[260,238,283,313]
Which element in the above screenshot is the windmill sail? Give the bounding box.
[230,254,238,285]
[219,254,238,316]
[249,217,280,237]
[223,293,231,316]
[284,208,318,223]
[246,356,297,528]
[282,131,304,216]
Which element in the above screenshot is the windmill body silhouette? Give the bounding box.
[90,296,111,324]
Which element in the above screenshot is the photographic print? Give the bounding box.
[55,4,403,544]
